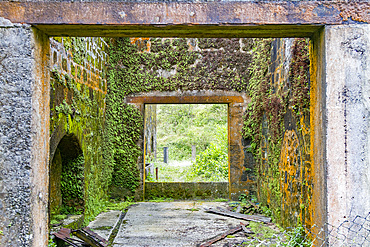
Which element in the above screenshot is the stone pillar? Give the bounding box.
[325,25,370,229]
[0,18,50,246]
[229,102,253,200]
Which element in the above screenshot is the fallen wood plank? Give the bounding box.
[53,228,86,247]
[72,227,108,247]
[206,208,271,223]
[199,224,244,247]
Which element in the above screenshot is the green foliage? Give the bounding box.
[104,200,135,212]
[48,237,57,247]
[106,37,252,193]
[279,226,312,247]
[55,99,73,115]
[105,38,144,193]
[104,102,143,191]
[241,38,310,227]
[156,104,227,161]
[50,37,115,226]
[186,125,228,182]
[61,155,85,215]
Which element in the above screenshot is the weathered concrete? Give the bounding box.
[0,20,49,246]
[87,210,122,241]
[0,1,369,37]
[325,25,370,234]
[0,0,369,245]
[113,201,250,247]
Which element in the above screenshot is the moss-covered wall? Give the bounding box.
[48,36,312,229]
[106,37,254,199]
[49,37,109,225]
[242,38,311,227]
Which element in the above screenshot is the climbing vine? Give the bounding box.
[242,38,311,226]
[50,37,110,225]
[60,155,85,214]
[105,37,254,197]
[289,39,310,115]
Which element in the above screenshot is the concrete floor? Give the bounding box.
[112,201,248,247]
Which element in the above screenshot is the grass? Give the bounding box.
[147,198,174,202]
[146,161,190,182]
[104,201,135,212]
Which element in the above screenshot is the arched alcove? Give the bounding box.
[49,134,85,220]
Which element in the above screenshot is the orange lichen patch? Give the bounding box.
[126,95,244,104]
[279,130,301,224]
[130,38,151,53]
[335,2,370,23]
[299,115,313,228]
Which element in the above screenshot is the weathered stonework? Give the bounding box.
[0,22,49,246]
[49,36,108,224]
[255,38,313,227]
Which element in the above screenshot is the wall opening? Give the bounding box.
[144,103,228,183]
[49,134,85,225]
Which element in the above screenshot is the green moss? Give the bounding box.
[50,38,110,227]
[241,38,311,227]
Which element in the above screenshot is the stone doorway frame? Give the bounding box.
[126,91,252,199]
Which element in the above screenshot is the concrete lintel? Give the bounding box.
[0,1,369,37]
[126,95,244,104]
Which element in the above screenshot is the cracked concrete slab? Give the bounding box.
[113,201,249,247]
[88,210,122,240]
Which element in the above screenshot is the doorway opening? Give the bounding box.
[49,134,85,225]
[144,103,228,183]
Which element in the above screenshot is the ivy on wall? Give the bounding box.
[50,37,110,225]
[105,37,254,197]
[241,38,311,227]
[54,36,312,228]
[60,155,85,214]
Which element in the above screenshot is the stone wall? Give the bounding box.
[145,182,228,200]
[0,21,34,247]
[0,20,50,246]
[107,37,254,200]
[254,38,312,227]
[49,37,109,224]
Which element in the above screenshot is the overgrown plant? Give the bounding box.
[60,155,85,215]
[278,225,312,247]
[106,37,252,193]
[186,126,228,182]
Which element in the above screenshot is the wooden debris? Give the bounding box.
[72,227,108,247]
[53,228,87,247]
[206,208,271,223]
[199,223,246,247]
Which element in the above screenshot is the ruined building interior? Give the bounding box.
[0,1,369,246]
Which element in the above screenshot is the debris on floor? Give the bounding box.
[53,227,108,247]
[205,207,271,223]
[199,222,249,247]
